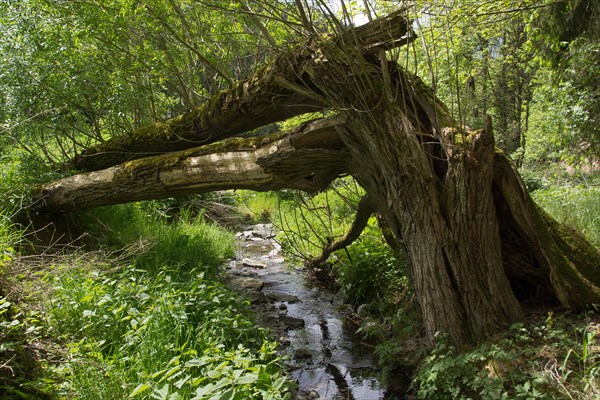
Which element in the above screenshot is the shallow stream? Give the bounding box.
[224,224,408,400]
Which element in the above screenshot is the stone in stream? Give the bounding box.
[279,315,305,329]
[227,277,264,291]
[241,258,267,269]
[307,390,320,399]
[235,231,254,240]
[247,291,269,304]
[294,348,313,360]
[252,223,275,239]
[265,291,300,303]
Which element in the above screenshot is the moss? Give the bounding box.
[532,203,600,307]
[540,206,600,284]
[112,130,289,184]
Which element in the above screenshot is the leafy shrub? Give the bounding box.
[44,263,292,400]
[0,153,61,211]
[412,314,600,399]
[333,225,405,307]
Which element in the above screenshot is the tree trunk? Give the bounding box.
[493,152,600,306]
[33,117,347,211]
[297,35,597,346]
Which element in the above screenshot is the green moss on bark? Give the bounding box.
[533,204,600,307]
[111,130,289,184]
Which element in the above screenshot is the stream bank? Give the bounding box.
[224,224,409,400]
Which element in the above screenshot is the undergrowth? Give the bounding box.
[0,202,293,399]
[234,191,280,224]
[39,263,290,399]
[413,312,600,399]
[531,186,600,246]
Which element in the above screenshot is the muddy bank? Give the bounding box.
[224,224,409,399]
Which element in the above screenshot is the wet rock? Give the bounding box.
[294,348,313,360]
[252,223,275,238]
[238,268,257,277]
[280,315,305,329]
[265,291,300,303]
[248,291,268,304]
[279,303,288,310]
[241,258,267,269]
[278,336,290,346]
[263,255,285,264]
[235,230,254,240]
[228,277,264,291]
[228,266,257,277]
[307,390,320,399]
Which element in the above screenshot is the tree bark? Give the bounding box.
[33,118,347,211]
[492,152,600,306]
[296,35,596,346]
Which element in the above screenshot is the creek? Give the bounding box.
[224,224,409,400]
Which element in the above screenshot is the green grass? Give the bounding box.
[531,186,600,246]
[0,210,20,271]
[235,191,280,224]
[83,204,236,276]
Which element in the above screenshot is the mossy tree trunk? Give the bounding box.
[33,118,347,211]
[32,10,600,348]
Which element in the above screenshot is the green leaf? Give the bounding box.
[192,383,214,399]
[129,382,151,397]
[151,384,170,400]
[236,373,258,385]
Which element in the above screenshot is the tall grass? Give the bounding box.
[235,191,280,224]
[0,211,20,270]
[83,204,235,276]
[532,186,600,247]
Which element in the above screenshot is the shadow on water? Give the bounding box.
[225,224,410,400]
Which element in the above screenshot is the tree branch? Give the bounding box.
[305,194,375,269]
[70,9,415,172]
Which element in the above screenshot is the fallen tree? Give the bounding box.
[32,9,600,347]
[33,117,347,210]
